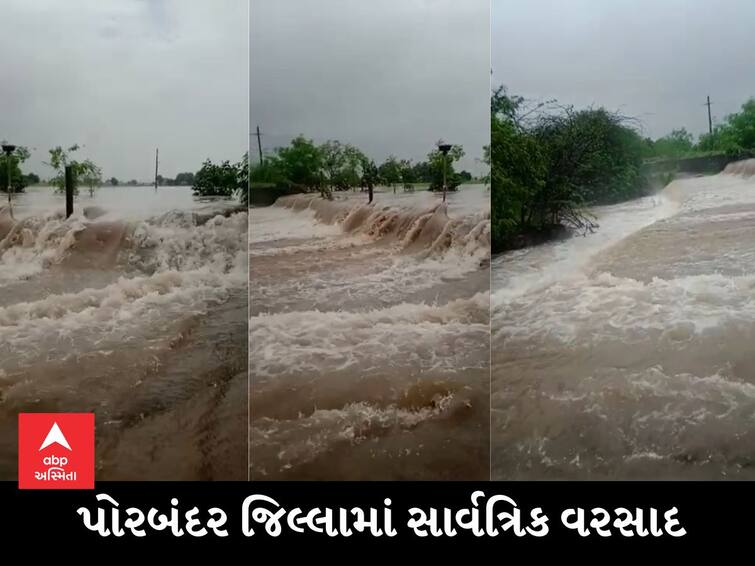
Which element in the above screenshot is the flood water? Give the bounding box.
[0,186,247,480]
[250,185,490,479]
[492,161,755,479]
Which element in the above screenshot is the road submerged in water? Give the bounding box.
[250,185,490,480]
[0,187,247,480]
[492,162,755,479]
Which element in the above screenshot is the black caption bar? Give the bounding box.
[0,481,748,551]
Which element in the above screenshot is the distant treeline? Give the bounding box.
[491,86,755,253]
[643,98,755,160]
[250,135,474,200]
[0,143,249,203]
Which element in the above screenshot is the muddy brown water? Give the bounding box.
[492,165,755,479]
[250,186,491,479]
[0,187,247,480]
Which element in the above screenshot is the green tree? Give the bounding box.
[411,160,432,182]
[320,140,364,193]
[649,128,694,158]
[398,159,416,190]
[378,155,402,192]
[698,98,755,153]
[276,135,324,195]
[490,86,647,252]
[360,157,378,189]
[0,145,31,193]
[534,106,645,207]
[490,87,547,249]
[250,156,285,184]
[321,140,344,192]
[45,145,102,196]
[79,160,102,197]
[192,157,244,198]
[427,143,464,192]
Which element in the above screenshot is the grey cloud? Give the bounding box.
[0,0,247,181]
[493,0,755,139]
[251,0,490,174]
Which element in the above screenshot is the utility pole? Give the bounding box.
[2,144,15,218]
[65,165,74,218]
[443,155,447,202]
[154,148,159,191]
[438,143,452,203]
[253,125,264,165]
[705,96,713,136]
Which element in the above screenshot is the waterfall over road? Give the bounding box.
[492,165,755,479]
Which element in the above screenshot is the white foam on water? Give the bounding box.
[492,193,679,309]
[493,165,755,478]
[501,271,755,346]
[254,247,488,313]
[0,270,237,367]
[495,172,755,345]
[0,211,89,286]
[250,206,343,245]
[251,188,489,477]
[251,293,490,378]
[252,394,455,473]
[251,191,490,312]
[0,209,248,369]
[1,209,248,286]
[128,211,248,280]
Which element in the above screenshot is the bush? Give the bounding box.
[491,86,648,252]
[193,154,248,202]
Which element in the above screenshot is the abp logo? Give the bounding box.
[18,413,94,489]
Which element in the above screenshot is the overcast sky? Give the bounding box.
[250,0,489,175]
[0,0,247,181]
[493,0,755,140]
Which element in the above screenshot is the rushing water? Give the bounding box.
[0,186,247,480]
[250,185,490,479]
[492,161,755,479]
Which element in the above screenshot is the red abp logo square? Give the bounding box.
[18,413,95,489]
